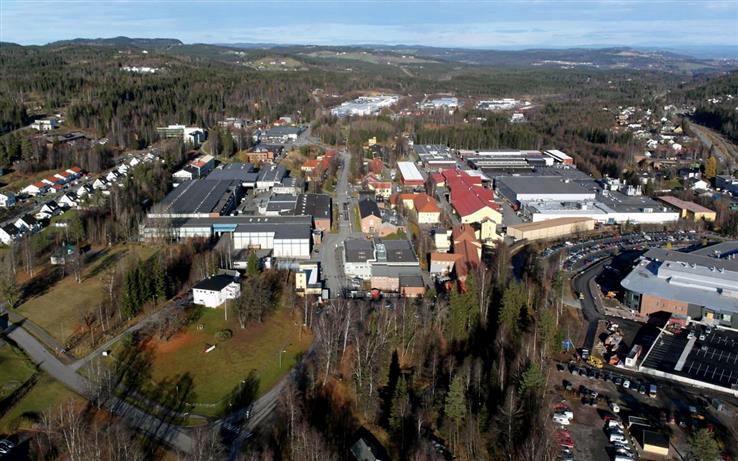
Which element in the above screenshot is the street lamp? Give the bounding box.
[279,349,287,368]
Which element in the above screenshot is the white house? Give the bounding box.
[0,224,20,245]
[58,192,79,209]
[77,184,94,197]
[92,177,109,190]
[37,201,62,220]
[15,214,40,233]
[106,171,121,183]
[0,192,16,208]
[22,181,50,196]
[688,178,710,191]
[31,118,59,131]
[192,274,241,308]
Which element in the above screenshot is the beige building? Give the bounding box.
[507,217,595,242]
[657,195,716,222]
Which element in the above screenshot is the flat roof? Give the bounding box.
[507,217,595,232]
[658,195,715,214]
[157,179,237,215]
[641,327,738,392]
[206,163,254,181]
[497,176,594,196]
[293,193,331,219]
[345,239,374,262]
[397,161,424,182]
[380,239,418,263]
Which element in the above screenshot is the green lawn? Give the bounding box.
[352,204,361,231]
[0,343,36,400]
[146,306,311,415]
[0,373,82,433]
[18,243,157,344]
[382,230,408,240]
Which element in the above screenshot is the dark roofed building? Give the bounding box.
[192,274,240,308]
[206,163,255,183]
[359,199,382,234]
[148,179,240,219]
[294,193,332,231]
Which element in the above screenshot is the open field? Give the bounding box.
[0,342,36,400]
[145,306,311,415]
[0,373,82,433]
[18,243,157,344]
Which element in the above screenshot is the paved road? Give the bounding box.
[320,149,359,297]
[1,315,194,453]
[572,257,611,350]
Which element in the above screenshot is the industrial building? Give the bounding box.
[657,196,716,222]
[343,238,419,279]
[397,161,425,186]
[544,149,574,165]
[206,163,258,186]
[496,176,596,205]
[464,150,553,172]
[620,244,738,327]
[261,126,304,144]
[506,217,595,242]
[442,169,502,224]
[414,145,457,170]
[147,179,240,219]
[143,215,313,259]
[156,124,207,146]
[330,95,399,117]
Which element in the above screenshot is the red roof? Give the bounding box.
[369,158,384,175]
[56,171,71,177]
[45,176,60,184]
[302,159,320,169]
[69,166,82,173]
[414,194,440,213]
[33,181,47,188]
[442,169,499,218]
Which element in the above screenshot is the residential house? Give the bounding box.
[22,181,50,196]
[0,224,20,245]
[192,274,241,308]
[0,192,16,208]
[31,118,59,131]
[37,200,62,219]
[58,192,80,209]
[76,184,94,197]
[686,177,710,191]
[15,214,41,233]
[92,177,109,190]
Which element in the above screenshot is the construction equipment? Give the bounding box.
[587,356,605,369]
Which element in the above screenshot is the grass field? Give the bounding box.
[0,343,36,400]
[146,306,311,414]
[0,373,82,433]
[18,243,157,344]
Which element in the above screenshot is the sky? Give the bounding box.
[1,0,737,54]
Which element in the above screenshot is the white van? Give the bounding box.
[553,414,571,425]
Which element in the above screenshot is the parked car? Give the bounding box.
[610,401,621,413]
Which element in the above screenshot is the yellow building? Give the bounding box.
[295,262,322,296]
[460,206,502,225]
[507,217,595,242]
[480,219,502,244]
[657,196,716,222]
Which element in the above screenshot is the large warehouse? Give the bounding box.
[142,215,313,259]
[496,176,596,205]
[397,161,425,186]
[506,217,595,242]
[147,179,240,219]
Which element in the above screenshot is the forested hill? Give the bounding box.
[49,37,183,49]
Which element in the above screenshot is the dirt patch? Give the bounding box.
[152,331,197,355]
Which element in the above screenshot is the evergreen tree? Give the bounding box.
[445,374,466,428]
[518,363,546,395]
[246,250,260,278]
[499,281,527,337]
[389,375,409,435]
[689,428,720,461]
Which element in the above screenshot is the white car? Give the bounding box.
[553,414,571,425]
[610,402,621,413]
[622,379,630,389]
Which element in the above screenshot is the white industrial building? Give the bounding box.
[496,176,596,204]
[331,95,399,117]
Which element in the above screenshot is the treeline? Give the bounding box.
[0,130,117,173]
[252,242,569,460]
[0,100,29,135]
[692,104,738,144]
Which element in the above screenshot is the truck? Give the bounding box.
[588,356,605,369]
[649,384,657,398]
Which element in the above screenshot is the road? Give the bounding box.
[0,315,194,454]
[572,257,611,350]
[319,149,358,297]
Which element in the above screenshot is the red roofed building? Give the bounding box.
[301,159,321,174]
[442,169,502,224]
[369,158,384,175]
